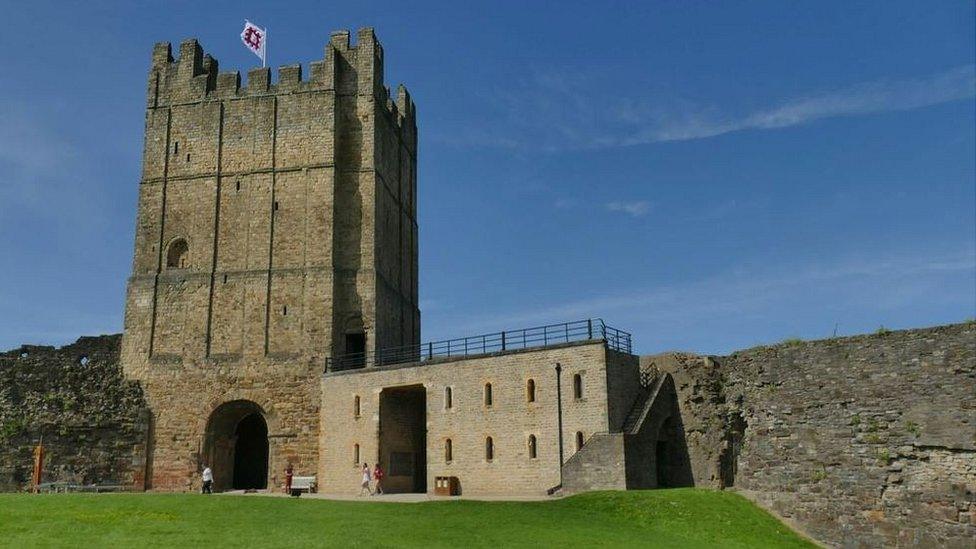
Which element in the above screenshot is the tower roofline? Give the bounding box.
[146,28,416,133]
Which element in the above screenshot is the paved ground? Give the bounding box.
[218,489,555,503]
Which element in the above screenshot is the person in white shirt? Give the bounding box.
[359,463,372,496]
[202,466,214,494]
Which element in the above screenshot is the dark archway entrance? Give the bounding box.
[623,373,695,489]
[378,385,427,493]
[233,413,269,489]
[656,416,675,487]
[204,400,269,491]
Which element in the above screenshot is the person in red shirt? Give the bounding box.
[372,464,385,495]
[284,462,294,494]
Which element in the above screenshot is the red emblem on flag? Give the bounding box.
[241,20,268,66]
[243,27,263,50]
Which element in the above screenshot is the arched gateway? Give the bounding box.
[203,400,269,491]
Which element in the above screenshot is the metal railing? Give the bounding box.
[325,318,632,372]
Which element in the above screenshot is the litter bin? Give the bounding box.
[434,476,459,496]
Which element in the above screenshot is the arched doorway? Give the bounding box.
[203,400,269,491]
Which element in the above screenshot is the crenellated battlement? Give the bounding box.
[146,27,416,135]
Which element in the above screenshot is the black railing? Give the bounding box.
[325,318,632,372]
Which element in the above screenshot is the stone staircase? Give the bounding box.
[621,369,664,434]
[558,368,671,494]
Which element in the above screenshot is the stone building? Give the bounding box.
[121,28,676,495]
[122,28,419,491]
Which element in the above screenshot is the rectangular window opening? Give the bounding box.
[346,332,366,368]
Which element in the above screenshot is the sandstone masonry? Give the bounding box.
[121,28,419,491]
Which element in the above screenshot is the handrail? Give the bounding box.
[325,318,632,372]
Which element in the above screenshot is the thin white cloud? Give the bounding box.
[0,102,82,206]
[634,65,976,146]
[442,65,976,151]
[423,247,976,351]
[0,101,106,232]
[605,200,650,217]
[744,65,976,130]
[0,103,76,169]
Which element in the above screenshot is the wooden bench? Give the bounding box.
[290,476,316,496]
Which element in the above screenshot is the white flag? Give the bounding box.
[241,20,267,66]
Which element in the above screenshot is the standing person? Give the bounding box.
[201,465,213,494]
[359,463,372,496]
[372,464,385,495]
[284,463,294,495]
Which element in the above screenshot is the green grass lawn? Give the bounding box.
[0,489,813,548]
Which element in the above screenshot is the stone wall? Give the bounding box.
[0,335,149,491]
[560,432,627,492]
[642,352,731,489]
[655,323,976,548]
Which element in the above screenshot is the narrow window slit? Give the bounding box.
[573,374,584,400]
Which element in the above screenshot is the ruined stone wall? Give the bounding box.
[320,342,616,496]
[641,352,728,488]
[654,323,975,548]
[0,336,148,491]
[723,323,975,547]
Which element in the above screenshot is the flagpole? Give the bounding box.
[263,27,268,68]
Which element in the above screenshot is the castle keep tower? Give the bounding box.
[121,28,419,491]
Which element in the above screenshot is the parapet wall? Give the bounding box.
[651,323,976,548]
[0,335,149,491]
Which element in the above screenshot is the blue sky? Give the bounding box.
[0,1,973,354]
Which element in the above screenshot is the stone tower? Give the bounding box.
[120,28,419,491]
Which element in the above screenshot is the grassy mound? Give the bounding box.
[0,489,813,548]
